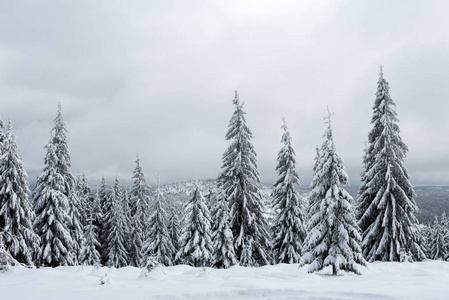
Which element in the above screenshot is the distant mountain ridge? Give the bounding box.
[158,180,449,225]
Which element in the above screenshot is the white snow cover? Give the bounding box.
[1,261,448,299]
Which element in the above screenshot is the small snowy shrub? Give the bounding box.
[99,273,111,285]
[400,249,414,263]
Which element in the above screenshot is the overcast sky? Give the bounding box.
[1,0,449,187]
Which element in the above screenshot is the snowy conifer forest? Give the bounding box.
[1,69,449,299]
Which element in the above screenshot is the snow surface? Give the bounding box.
[1,261,448,299]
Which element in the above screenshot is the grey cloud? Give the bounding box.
[1,1,449,187]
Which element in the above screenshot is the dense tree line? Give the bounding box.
[1,67,447,275]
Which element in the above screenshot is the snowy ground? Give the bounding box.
[1,261,448,300]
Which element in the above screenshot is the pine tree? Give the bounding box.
[74,173,94,263]
[78,207,101,266]
[301,110,366,275]
[419,223,433,259]
[105,178,129,268]
[67,189,83,264]
[33,142,74,267]
[0,232,19,271]
[90,191,103,261]
[142,179,175,267]
[52,104,75,195]
[218,91,271,266]
[0,118,5,148]
[176,185,213,267]
[128,156,150,267]
[443,213,449,261]
[122,188,133,262]
[167,205,181,264]
[34,104,79,266]
[52,105,81,261]
[205,187,215,213]
[430,213,448,260]
[98,176,110,265]
[0,120,39,265]
[75,173,93,226]
[357,66,424,262]
[271,118,306,264]
[209,185,221,244]
[212,188,237,268]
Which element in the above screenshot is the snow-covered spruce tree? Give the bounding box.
[105,178,129,268]
[78,206,101,266]
[430,213,448,260]
[128,156,151,267]
[142,179,175,267]
[218,91,271,266]
[122,188,134,262]
[50,105,81,261]
[167,205,181,264]
[212,188,237,268]
[51,104,75,196]
[0,232,20,271]
[205,187,215,213]
[0,120,39,265]
[209,185,221,241]
[0,118,5,156]
[441,213,449,260]
[98,176,110,265]
[419,223,433,259]
[35,103,81,265]
[271,117,306,264]
[176,185,213,267]
[301,111,366,275]
[90,192,103,259]
[75,173,93,226]
[33,142,74,267]
[74,173,95,263]
[67,189,83,264]
[122,187,132,232]
[357,66,424,262]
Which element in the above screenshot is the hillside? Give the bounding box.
[159,180,449,224]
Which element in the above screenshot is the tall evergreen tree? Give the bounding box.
[0,118,5,146]
[33,142,74,267]
[209,185,221,242]
[205,187,215,213]
[128,156,151,267]
[167,205,181,264]
[75,173,93,226]
[98,176,110,265]
[122,188,133,262]
[218,91,271,266]
[0,120,39,265]
[176,185,213,267]
[53,105,81,263]
[357,66,424,262]
[430,213,448,260]
[52,103,75,194]
[34,103,79,266]
[74,173,95,263]
[301,111,366,275]
[419,223,433,259]
[271,118,306,264]
[67,189,83,264]
[0,231,19,270]
[78,205,101,266]
[90,191,103,258]
[142,179,175,266]
[212,188,237,268]
[105,178,129,268]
